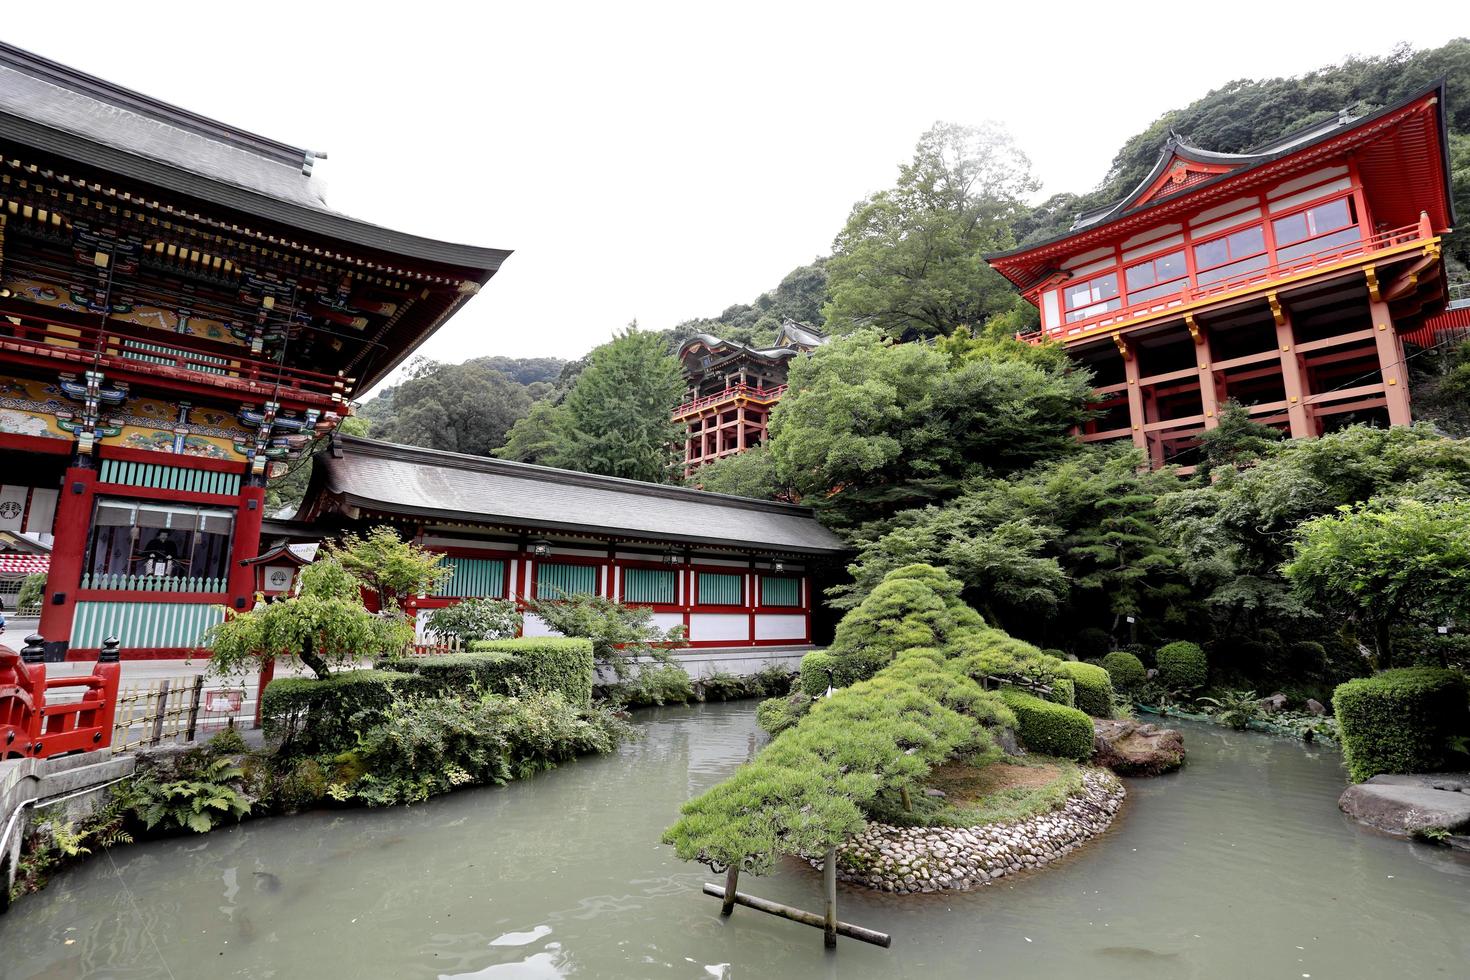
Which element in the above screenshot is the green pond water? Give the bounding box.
[2,703,1468,979]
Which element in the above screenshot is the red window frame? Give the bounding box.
[1270,194,1356,249]
[1123,247,1188,301]
[1192,222,1267,274]
[1063,270,1121,323]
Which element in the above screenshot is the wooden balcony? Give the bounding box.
[673,383,788,421]
[1019,218,1436,348]
[0,307,348,407]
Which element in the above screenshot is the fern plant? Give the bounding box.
[1197,690,1262,731]
[135,758,252,833]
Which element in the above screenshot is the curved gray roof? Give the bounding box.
[308,436,849,556]
[0,42,509,273]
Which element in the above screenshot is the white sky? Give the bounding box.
[8,3,1464,395]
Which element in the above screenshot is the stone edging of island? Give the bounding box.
[822,768,1126,894]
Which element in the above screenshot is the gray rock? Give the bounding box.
[1305,698,1327,716]
[1258,692,1289,712]
[1338,773,1470,837]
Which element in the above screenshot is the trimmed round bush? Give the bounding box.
[797,650,881,697]
[1332,668,1470,783]
[1057,661,1114,717]
[1156,641,1207,690]
[996,688,1095,760]
[1101,651,1147,692]
[1043,676,1076,709]
[1074,627,1111,661]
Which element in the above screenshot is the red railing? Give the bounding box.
[1019,219,1432,345]
[673,383,788,418]
[0,308,346,401]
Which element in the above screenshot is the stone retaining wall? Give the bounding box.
[824,768,1125,894]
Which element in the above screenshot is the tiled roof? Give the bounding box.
[309,436,849,556]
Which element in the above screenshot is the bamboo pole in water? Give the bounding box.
[700,883,891,948]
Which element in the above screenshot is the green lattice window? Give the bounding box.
[698,572,744,606]
[624,567,676,604]
[434,557,506,598]
[536,562,599,599]
[760,576,801,607]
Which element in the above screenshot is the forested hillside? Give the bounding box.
[287,38,1468,514]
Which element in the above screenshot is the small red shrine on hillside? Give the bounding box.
[675,320,825,477]
[987,83,1457,470]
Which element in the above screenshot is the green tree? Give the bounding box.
[823,122,1037,339]
[548,324,685,484]
[424,597,522,644]
[767,330,1091,526]
[684,444,789,500]
[1195,401,1284,478]
[320,526,452,611]
[496,400,569,466]
[1158,424,1470,640]
[367,359,535,457]
[1283,499,1470,668]
[203,556,413,680]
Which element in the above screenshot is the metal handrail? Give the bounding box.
[1019,220,1431,345]
[0,308,345,398]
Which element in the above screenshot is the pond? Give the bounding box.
[3,704,1468,979]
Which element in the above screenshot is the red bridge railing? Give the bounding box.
[1,635,121,760]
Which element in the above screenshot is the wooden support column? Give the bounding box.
[1118,333,1146,453]
[39,461,95,653]
[1189,315,1219,429]
[1369,298,1413,426]
[721,866,739,916]
[1270,294,1313,439]
[823,846,838,949]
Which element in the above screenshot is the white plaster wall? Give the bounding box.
[755,614,807,641]
[689,613,749,642]
[652,612,685,633]
[521,613,560,638]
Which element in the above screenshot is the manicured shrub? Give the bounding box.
[1073,627,1111,660]
[262,669,420,753]
[1043,676,1076,709]
[1101,651,1147,692]
[798,650,882,696]
[1156,641,1208,690]
[1041,648,1068,661]
[1285,641,1327,678]
[996,688,1095,761]
[1057,661,1114,718]
[1332,668,1470,782]
[470,637,595,705]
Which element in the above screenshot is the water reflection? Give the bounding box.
[1,706,1466,979]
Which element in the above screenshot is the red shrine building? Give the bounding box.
[674,319,825,476]
[0,43,508,659]
[987,83,1457,470]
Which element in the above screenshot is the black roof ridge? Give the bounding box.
[0,40,308,168]
[989,79,1448,263]
[333,434,825,517]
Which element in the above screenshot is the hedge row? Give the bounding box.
[264,639,596,753]
[262,669,418,753]
[1332,668,1470,783]
[1056,661,1114,718]
[996,687,1096,761]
